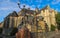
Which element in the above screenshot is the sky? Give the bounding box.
[0,0,60,22]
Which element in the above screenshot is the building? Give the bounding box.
[0,5,57,35]
[0,22,3,28]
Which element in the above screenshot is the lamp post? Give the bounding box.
[33,12,38,38]
[17,1,20,9]
[17,0,26,9]
[17,0,26,26]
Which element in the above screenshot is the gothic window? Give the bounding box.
[3,19,6,28]
[6,18,10,28]
[4,17,10,28]
[11,18,14,28]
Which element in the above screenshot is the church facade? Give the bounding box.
[0,5,57,35]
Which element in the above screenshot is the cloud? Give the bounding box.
[0,0,36,11]
[52,0,60,4]
[0,0,21,12]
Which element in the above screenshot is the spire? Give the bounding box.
[46,4,50,9]
[47,5,50,8]
[35,7,39,12]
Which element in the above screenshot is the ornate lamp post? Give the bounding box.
[17,1,20,9]
[33,12,38,38]
[17,0,27,31]
[17,0,26,9]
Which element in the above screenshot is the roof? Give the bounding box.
[5,11,18,19]
[18,8,41,16]
[8,11,18,17]
[18,5,57,16]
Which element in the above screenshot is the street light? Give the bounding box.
[17,0,26,9]
[17,1,21,9]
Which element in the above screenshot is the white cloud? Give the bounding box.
[0,0,36,12]
[52,0,60,4]
[0,0,20,12]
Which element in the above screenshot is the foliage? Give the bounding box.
[10,28,18,36]
[55,12,60,30]
[0,28,3,34]
[51,24,56,31]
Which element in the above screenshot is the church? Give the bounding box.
[0,5,57,36]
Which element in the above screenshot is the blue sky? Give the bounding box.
[0,0,60,22]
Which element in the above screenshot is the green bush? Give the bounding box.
[0,28,3,34]
[57,25,60,30]
[10,28,18,36]
[51,25,56,31]
[55,12,60,30]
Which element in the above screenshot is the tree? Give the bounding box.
[55,12,60,30]
[51,24,56,31]
[10,28,18,36]
[0,28,3,34]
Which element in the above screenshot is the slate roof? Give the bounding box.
[18,8,41,16]
[5,11,18,19]
[8,11,18,17]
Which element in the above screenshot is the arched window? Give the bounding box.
[11,17,14,28]
[6,17,10,28]
[3,17,10,28]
